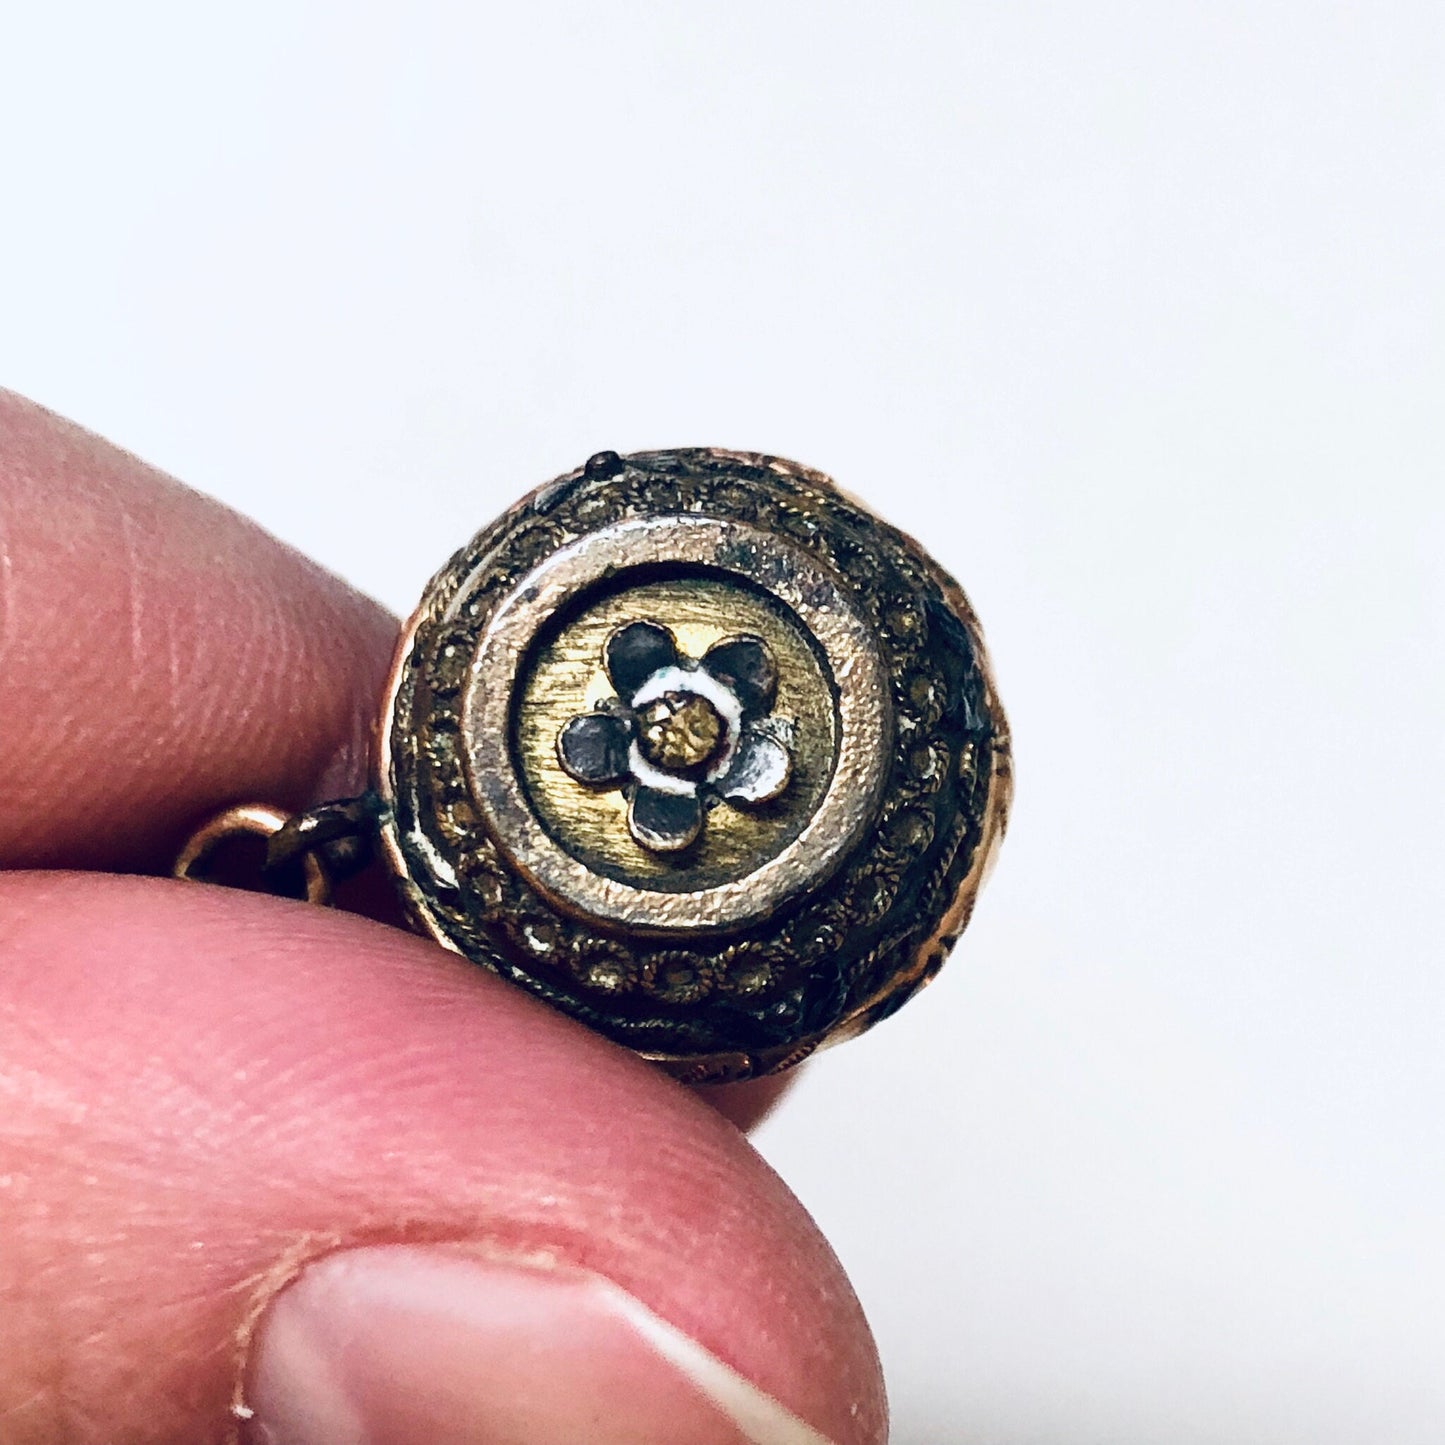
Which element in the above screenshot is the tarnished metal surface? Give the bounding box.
[174,802,334,906]
[375,448,1012,1078]
[462,515,889,932]
[523,575,832,887]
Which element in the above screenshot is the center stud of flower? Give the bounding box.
[635,690,725,773]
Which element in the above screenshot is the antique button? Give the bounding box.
[176,447,1012,1082]
[375,448,1012,1082]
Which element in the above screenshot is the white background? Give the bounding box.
[3,4,1442,1441]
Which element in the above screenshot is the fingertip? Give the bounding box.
[245,1245,843,1445]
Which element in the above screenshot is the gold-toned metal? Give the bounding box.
[515,572,837,894]
[175,446,1013,1080]
[636,693,723,771]
[172,802,333,906]
[457,514,891,932]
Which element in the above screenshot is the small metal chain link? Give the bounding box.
[173,792,386,906]
[262,792,385,892]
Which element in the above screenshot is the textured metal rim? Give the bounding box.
[459,514,891,932]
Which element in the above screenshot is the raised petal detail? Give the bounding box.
[716,724,791,805]
[557,711,631,785]
[628,786,703,853]
[605,621,679,701]
[702,634,777,715]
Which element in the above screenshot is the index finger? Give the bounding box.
[0,390,397,871]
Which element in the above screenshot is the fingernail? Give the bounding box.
[241,1244,836,1445]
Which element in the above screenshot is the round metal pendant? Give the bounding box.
[376,448,1011,1082]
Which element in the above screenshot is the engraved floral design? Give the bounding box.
[556,620,792,853]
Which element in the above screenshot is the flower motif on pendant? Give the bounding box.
[556,620,793,853]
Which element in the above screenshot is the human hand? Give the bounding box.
[0,393,885,1445]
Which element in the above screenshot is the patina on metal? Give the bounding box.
[173,801,335,906]
[175,448,1013,1081]
[454,514,890,934]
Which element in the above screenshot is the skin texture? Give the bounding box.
[0,393,883,1445]
[0,393,396,871]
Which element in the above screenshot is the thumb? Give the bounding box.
[0,874,885,1445]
